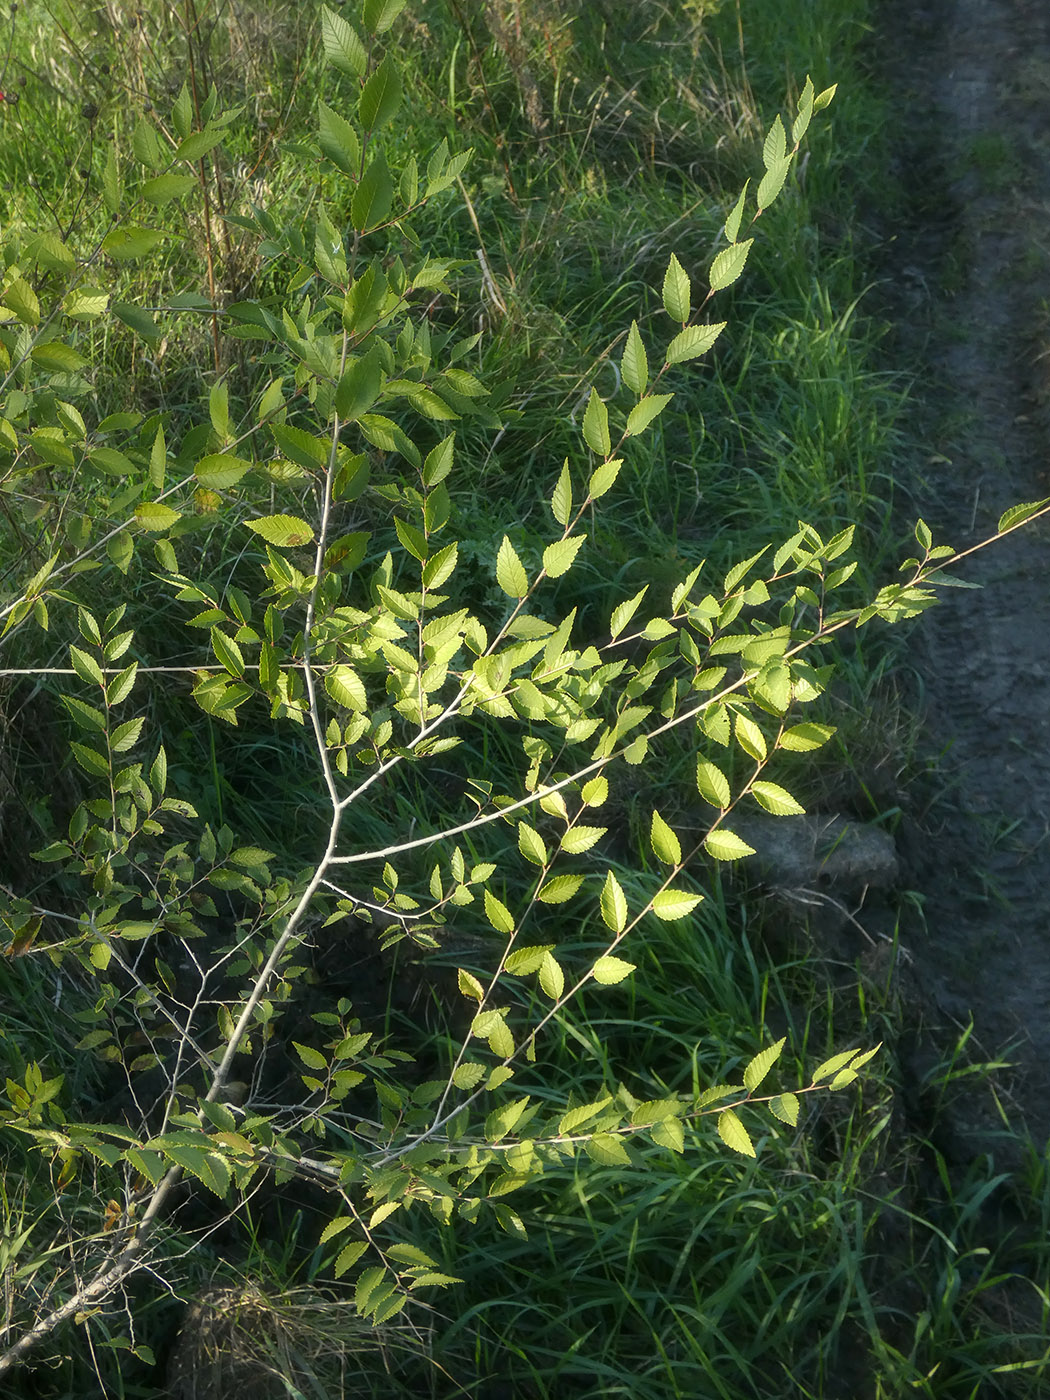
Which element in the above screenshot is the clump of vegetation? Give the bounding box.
[1,3,1049,1397]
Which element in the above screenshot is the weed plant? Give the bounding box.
[1,3,1049,1399]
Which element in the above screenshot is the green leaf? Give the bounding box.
[64,287,109,321]
[696,759,730,809]
[626,393,674,437]
[1,278,40,325]
[724,180,749,243]
[244,514,314,548]
[505,945,551,975]
[484,889,515,934]
[587,458,623,498]
[666,322,726,365]
[337,352,385,424]
[757,156,792,211]
[364,0,407,32]
[704,828,755,862]
[998,498,1050,533]
[599,870,627,933]
[423,541,457,589]
[294,1042,328,1071]
[351,154,393,232]
[743,1037,785,1092]
[457,968,484,1001]
[769,1092,800,1127]
[496,536,528,598]
[650,810,681,865]
[750,781,804,816]
[176,129,225,163]
[359,54,402,130]
[709,239,753,291]
[560,825,605,855]
[585,1133,630,1166]
[543,536,585,579]
[610,586,647,640]
[814,83,837,110]
[101,227,166,261]
[517,823,548,867]
[326,665,367,711]
[536,874,583,904]
[582,389,611,457]
[735,713,767,761]
[30,341,86,373]
[322,6,367,77]
[551,461,572,527]
[591,955,635,985]
[141,173,196,206]
[779,721,835,752]
[650,889,704,921]
[717,1109,755,1158]
[763,114,787,169]
[538,951,564,1000]
[558,1096,612,1135]
[195,453,252,490]
[134,502,182,532]
[662,254,690,321]
[211,628,244,678]
[111,302,160,345]
[621,320,648,395]
[334,1241,368,1278]
[318,101,360,175]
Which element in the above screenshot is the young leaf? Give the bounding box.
[717,1109,756,1158]
[582,389,611,457]
[662,254,691,322]
[650,889,704,921]
[537,874,584,904]
[666,322,726,365]
[998,498,1050,533]
[621,321,649,395]
[196,454,251,490]
[134,502,182,532]
[750,781,804,816]
[724,180,749,243]
[626,393,673,437]
[650,810,682,866]
[585,1133,631,1166]
[591,955,636,985]
[709,239,753,292]
[599,870,627,933]
[610,586,648,641]
[457,968,484,1002]
[743,1037,786,1092]
[325,665,367,711]
[763,114,787,169]
[496,536,528,598]
[518,823,548,867]
[769,1092,800,1127]
[551,461,572,527]
[704,829,755,862]
[538,951,564,1000]
[244,514,314,548]
[696,759,730,809]
[484,889,515,934]
[779,721,835,752]
[543,536,585,579]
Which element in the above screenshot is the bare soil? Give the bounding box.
[878,0,1050,1156]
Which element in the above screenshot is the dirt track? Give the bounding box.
[884,0,1050,1154]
